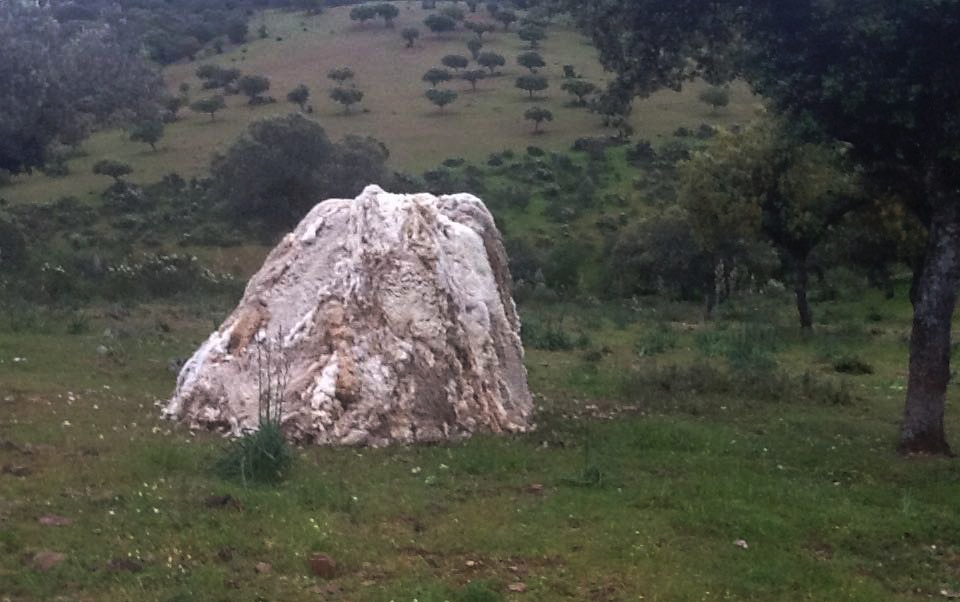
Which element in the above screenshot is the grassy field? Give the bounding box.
[4,3,960,601]
[3,288,960,602]
[2,2,756,206]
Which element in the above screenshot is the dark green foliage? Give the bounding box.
[225,18,248,44]
[424,13,457,34]
[195,64,241,89]
[209,114,388,229]
[441,54,469,71]
[329,87,364,113]
[495,8,517,31]
[466,37,483,60]
[517,51,545,73]
[422,67,452,87]
[349,4,377,24]
[477,51,506,74]
[462,69,486,91]
[833,356,875,375]
[517,24,546,48]
[92,159,132,182]
[401,26,420,47]
[602,209,711,300]
[327,66,355,87]
[374,3,399,26]
[215,421,292,486]
[515,74,548,98]
[425,88,458,113]
[440,5,466,22]
[464,20,495,38]
[523,106,552,132]
[189,95,226,120]
[238,74,271,104]
[0,213,26,272]
[286,83,310,110]
[561,79,598,105]
[698,85,729,111]
[0,6,163,173]
[129,119,164,151]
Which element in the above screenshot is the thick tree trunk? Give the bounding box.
[794,258,813,331]
[898,200,960,455]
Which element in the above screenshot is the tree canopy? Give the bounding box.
[571,0,960,455]
[210,114,389,229]
[0,5,163,173]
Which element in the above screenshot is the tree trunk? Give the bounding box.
[794,258,813,331]
[899,200,960,455]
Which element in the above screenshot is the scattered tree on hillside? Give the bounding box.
[374,2,400,27]
[226,19,248,44]
[485,2,500,17]
[401,27,420,47]
[0,7,163,173]
[517,24,546,48]
[287,84,310,111]
[462,69,486,91]
[422,67,453,87]
[477,51,506,74]
[440,5,466,22]
[516,74,548,98]
[698,85,730,113]
[679,119,859,327]
[210,113,389,228]
[425,88,458,114]
[190,95,226,120]
[466,0,479,12]
[466,37,484,60]
[464,20,495,38]
[517,51,545,73]
[349,4,378,26]
[129,118,165,151]
[442,54,470,72]
[196,64,241,90]
[496,9,517,31]
[424,13,457,35]
[590,90,633,136]
[327,67,355,87]
[570,0,960,455]
[238,74,271,105]
[92,159,132,182]
[162,96,186,120]
[329,87,364,114]
[561,80,597,105]
[524,106,553,132]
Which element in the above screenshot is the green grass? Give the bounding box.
[2,292,959,601]
[2,2,757,205]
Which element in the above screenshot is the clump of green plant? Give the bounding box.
[634,323,678,356]
[832,355,874,375]
[215,333,293,485]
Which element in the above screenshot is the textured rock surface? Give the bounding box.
[163,185,532,446]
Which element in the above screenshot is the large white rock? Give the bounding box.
[163,185,533,446]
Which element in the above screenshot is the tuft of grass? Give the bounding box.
[214,420,293,485]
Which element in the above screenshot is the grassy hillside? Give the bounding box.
[2,2,756,206]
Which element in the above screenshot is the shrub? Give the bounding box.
[215,334,293,486]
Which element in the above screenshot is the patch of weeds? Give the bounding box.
[460,580,503,602]
[522,314,588,351]
[66,312,90,335]
[721,323,780,376]
[832,355,874,375]
[215,332,293,486]
[617,361,855,406]
[562,426,608,488]
[634,323,678,356]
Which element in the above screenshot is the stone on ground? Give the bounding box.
[163,185,532,446]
